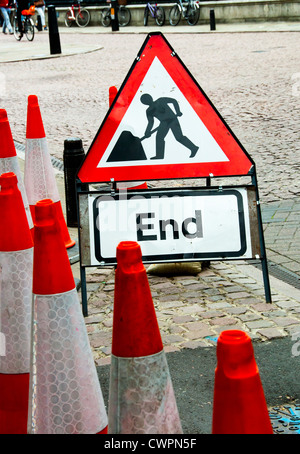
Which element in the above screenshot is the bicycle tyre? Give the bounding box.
[118,6,131,27]
[25,18,34,41]
[187,4,200,25]
[101,7,111,27]
[155,6,165,26]
[13,15,21,40]
[76,8,90,27]
[65,10,74,27]
[169,4,180,26]
[143,6,148,26]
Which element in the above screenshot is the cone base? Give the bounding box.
[0,373,29,434]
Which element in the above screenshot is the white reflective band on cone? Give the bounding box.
[0,249,33,374]
[0,157,33,229]
[24,138,60,204]
[108,350,183,434]
[28,288,107,434]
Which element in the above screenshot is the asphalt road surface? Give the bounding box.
[97,336,300,434]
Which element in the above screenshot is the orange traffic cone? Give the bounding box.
[27,198,108,434]
[28,199,107,434]
[212,330,273,434]
[109,85,118,107]
[0,172,34,434]
[24,94,75,249]
[108,241,182,434]
[0,109,33,232]
[108,86,148,192]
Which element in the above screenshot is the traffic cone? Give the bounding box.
[212,330,273,434]
[108,86,148,192]
[24,94,75,249]
[108,241,182,434]
[0,172,34,434]
[116,181,148,191]
[27,198,108,434]
[109,85,118,107]
[0,109,33,232]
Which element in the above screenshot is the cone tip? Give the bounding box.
[118,241,140,252]
[0,109,8,122]
[26,94,46,139]
[28,94,39,106]
[0,171,18,189]
[217,330,254,370]
[35,198,55,226]
[117,241,144,270]
[0,110,16,158]
[218,330,250,346]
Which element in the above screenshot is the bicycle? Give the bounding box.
[13,4,35,41]
[65,0,90,27]
[144,2,165,26]
[169,0,200,26]
[100,3,131,27]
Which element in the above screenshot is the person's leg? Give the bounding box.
[40,5,46,28]
[17,7,23,35]
[0,8,6,32]
[1,8,12,33]
[170,120,198,158]
[36,7,44,27]
[4,8,13,33]
[151,123,169,160]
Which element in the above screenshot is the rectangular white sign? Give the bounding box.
[79,187,260,266]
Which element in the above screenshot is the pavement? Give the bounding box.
[1,21,300,63]
[3,21,300,434]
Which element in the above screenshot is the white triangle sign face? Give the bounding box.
[98,57,229,168]
[78,33,254,184]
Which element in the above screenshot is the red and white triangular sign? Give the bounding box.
[77,33,254,184]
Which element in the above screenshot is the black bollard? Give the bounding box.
[210,9,216,31]
[48,5,61,55]
[110,0,119,32]
[63,138,88,227]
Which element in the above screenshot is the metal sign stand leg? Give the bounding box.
[76,178,89,316]
[80,265,88,317]
[252,169,272,303]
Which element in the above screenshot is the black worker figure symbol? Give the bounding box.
[106,93,198,163]
[140,94,199,160]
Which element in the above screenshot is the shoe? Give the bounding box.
[43,26,48,30]
[9,31,14,35]
[17,32,23,40]
[2,30,7,34]
[190,146,199,158]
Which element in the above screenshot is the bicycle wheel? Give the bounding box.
[143,6,149,26]
[186,4,199,25]
[169,4,181,26]
[76,8,90,27]
[13,15,21,40]
[118,6,131,27]
[155,6,165,26]
[65,10,75,27]
[101,7,111,27]
[25,18,34,41]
